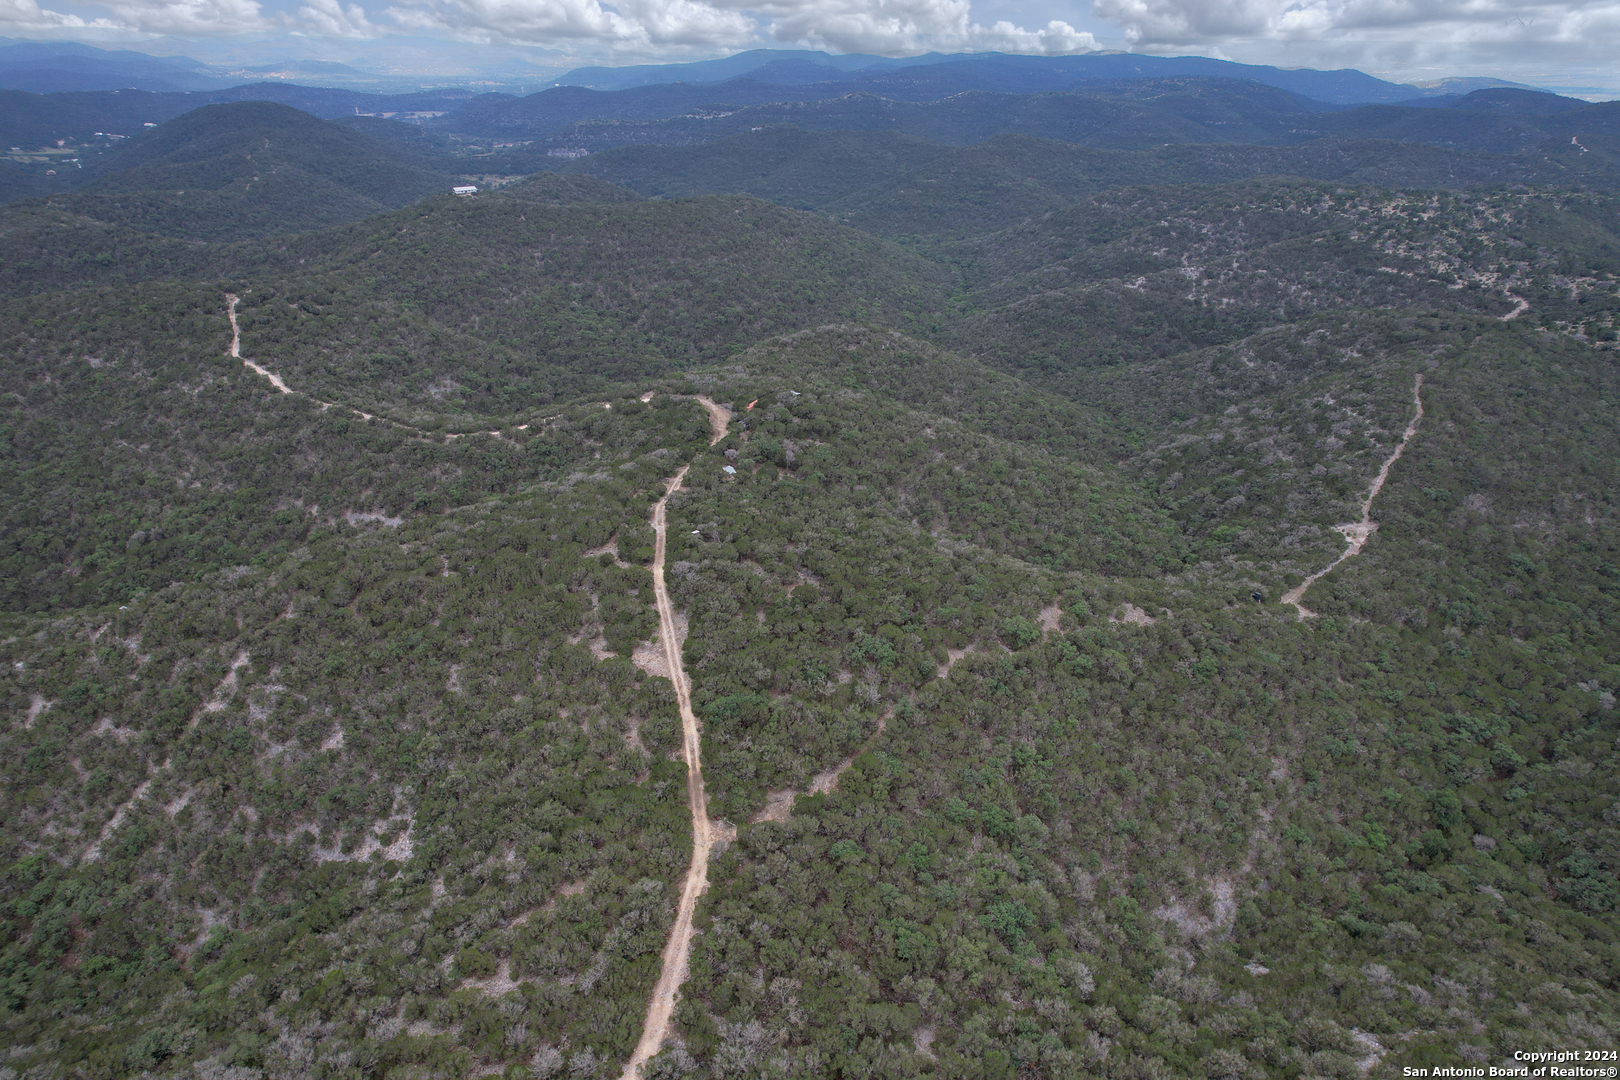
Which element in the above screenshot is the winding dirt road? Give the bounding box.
[621,397,727,1079]
[234,288,728,1070]
[1282,374,1424,618]
[231,285,734,1066]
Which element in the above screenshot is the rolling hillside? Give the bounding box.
[0,82,1616,1080]
[561,127,1619,242]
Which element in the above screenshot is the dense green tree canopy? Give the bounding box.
[0,108,1616,1080]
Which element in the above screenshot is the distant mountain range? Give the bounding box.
[0,65,1587,157]
[437,78,1620,157]
[0,36,569,94]
[1,39,1541,103]
[552,49,1537,106]
[0,40,226,93]
[3,42,1613,211]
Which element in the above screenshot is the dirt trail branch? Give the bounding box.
[228,293,383,420]
[225,294,561,437]
[1283,374,1425,618]
[227,294,296,395]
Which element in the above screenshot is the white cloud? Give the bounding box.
[0,0,1101,58]
[381,0,751,48]
[91,0,267,33]
[0,0,272,36]
[376,0,1090,55]
[738,0,1094,54]
[293,0,375,35]
[0,0,119,31]
[5,0,1615,86]
[614,0,757,46]
[1091,0,1620,55]
[972,18,1097,52]
[382,0,630,42]
[0,0,1090,63]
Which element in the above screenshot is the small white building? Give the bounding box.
[452,185,478,197]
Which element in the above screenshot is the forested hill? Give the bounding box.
[558,127,1619,239]
[0,84,1617,1080]
[57,102,462,240]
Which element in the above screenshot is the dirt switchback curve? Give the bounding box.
[1283,374,1424,618]
[622,397,727,1079]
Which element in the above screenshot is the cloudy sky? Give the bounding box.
[5,0,1618,89]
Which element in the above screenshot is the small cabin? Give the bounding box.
[452,185,478,197]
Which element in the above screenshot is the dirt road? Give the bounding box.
[695,396,729,444]
[228,296,730,453]
[621,397,727,1079]
[1282,374,1424,618]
